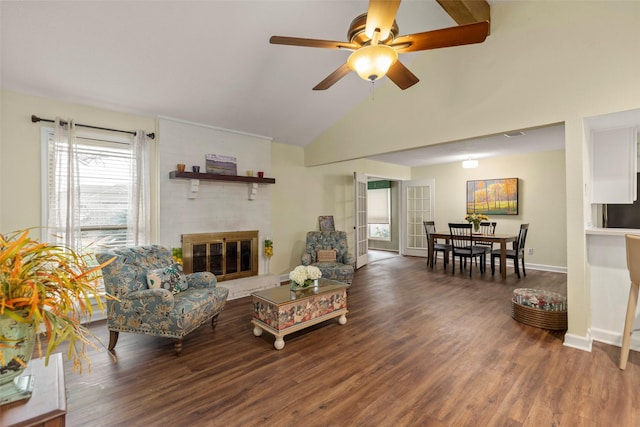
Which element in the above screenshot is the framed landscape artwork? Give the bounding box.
[466,178,519,215]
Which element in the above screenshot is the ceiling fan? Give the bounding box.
[270,0,489,90]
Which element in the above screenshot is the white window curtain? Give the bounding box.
[48,118,82,248]
[127,130,150,246]
[47,121,151,250]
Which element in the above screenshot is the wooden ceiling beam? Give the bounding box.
[436,0,491,26]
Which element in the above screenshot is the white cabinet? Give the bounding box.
[591,126,638,204]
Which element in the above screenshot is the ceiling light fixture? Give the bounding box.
[347,29,398,83]
[462,159,479,169]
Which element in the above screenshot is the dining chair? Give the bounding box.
[491,223,529,278]
[423,221,451,267]
[620,233,640,370]
[473,221,497,265]
[448,223,487,276]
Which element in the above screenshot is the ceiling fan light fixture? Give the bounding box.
[347,44,398,82]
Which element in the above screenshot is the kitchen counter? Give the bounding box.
[586,228,639,351]
[586,227,640,236]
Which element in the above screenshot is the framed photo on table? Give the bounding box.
[319,216,335,231]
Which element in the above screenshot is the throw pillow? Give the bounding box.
[146,263,188,294]
[317,249,337,263]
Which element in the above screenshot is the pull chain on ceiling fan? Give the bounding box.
[269,0,489,90]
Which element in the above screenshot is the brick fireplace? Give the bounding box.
[159,117,278,300]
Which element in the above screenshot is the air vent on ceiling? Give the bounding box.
[504,131,526,138]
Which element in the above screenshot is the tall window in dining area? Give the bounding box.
[42,121,150,251]
[367,180,391,241]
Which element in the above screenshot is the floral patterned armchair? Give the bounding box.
[95,245,229,355]
[301,231,355,284]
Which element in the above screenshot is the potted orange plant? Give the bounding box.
[0,229,114,403]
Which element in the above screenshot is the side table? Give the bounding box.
[0,353,66,427]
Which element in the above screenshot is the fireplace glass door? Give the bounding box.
[182,231,258,281]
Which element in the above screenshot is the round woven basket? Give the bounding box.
[511,302,567,330]
[511,288,567,331]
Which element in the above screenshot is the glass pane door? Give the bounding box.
[401,180,434,257]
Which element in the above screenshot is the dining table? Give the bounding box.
[427,232,517,279]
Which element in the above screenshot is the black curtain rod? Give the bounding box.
[31,115,155,139]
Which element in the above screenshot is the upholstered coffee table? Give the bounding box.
[251,279,349,350]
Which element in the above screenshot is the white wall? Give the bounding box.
[0,90,157,240]
[412,150,567,269]
[158,117,272,275]
[3,1,638,349]
[269,142,411,276]
[306,1,640,165]
[302,0,640,348]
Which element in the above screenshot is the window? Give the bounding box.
[367,183,391,241]
[42,128,138,250]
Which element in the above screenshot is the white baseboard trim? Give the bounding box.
[591,327,640,351]
[430,253,567,274]
[84,294,107,324]
[563,331,593,352]
[85,312,107,323]
[491,259,567,274]
[225,274,280,300]
[525,263,567,274]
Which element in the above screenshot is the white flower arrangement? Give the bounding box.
[307,265,322,280]
[289,265,322,288]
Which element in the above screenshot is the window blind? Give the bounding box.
[367,188,390,224]
[46,132,135,249]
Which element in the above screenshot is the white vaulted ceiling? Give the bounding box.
[0,1,564,167]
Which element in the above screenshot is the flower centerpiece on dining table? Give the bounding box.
[464,212,489,232]
[288,265,322,291]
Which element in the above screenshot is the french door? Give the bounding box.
[401,179,435,257]
[354,172,368,268]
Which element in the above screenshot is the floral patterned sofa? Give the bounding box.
[301,231,355,284]
[95,245,229,355]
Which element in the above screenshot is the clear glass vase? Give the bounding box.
[290,279,315,291]
[0,312,36,405]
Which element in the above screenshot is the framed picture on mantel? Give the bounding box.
[466,178,519,215]
[205,154,237,176]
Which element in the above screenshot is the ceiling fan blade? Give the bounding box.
[313,63,352,90]
[386,61,419,90]
[270,36,358,51]
[390,21,490,53]
[365,0,401,40]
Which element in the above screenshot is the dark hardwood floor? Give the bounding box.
[59,256,638,426]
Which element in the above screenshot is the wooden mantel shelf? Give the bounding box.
[169,171,275,184]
